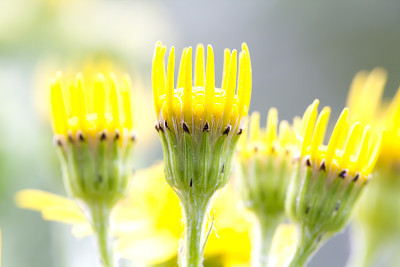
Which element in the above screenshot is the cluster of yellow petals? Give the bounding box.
[300,100,382,178]
[346,68,400,162]
[152,42,251,130]
[238,108,298,158]
[50,72,134,138]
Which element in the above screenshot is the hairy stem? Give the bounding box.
[180,193,211,267]
[288,226,323,267]
[253,216,281,267]
[90,203,114,267]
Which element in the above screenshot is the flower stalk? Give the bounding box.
[152,42,252,266]
[252,216,281,267]
[90,202,113,267]
[50,73,135,266]
[235,109,297,267]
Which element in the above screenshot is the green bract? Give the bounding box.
[156,120,242,266]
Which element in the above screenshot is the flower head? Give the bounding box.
[49,71,136,265]
[235,108,298,265]
[236,108,297,218]
[152,42,252,266]
[152,42,252,194]
[49,73,135,206]
[345,68,400,266]
[285,100,382,266]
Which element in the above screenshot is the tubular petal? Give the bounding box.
[250,112,260,142]
[325,108,349,167]
[109,74,120,130]
[300,100,319,157]
[340,122,360,167]
[310,106,331,159]
[223,49,238,126]
[195,44,205,87]
[221,49,231,89]
[177,47,188,88]
[204,45,215,123]
[166,47,176,123]
[183,47,193,123]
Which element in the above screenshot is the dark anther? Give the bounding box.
[158,122,164,132]
[320,160,326,171]
[115,131,120,140]
[254,146,259,153]
[68,133,74,143]
[183,122,190,134]
[237,128,243,135]
[55,137,63,147]
[98,175,103,183]
[223,125,232,135]
[164,120,170,131]
[78,132,85,141]
[338,169,348,179]
[190,179,193,187]
[221,164,225,174]
[271,145,276,154]
[335,201,340,212]
[353,173,360,182]
[285,149,290,155]
[305,205,310,214]
[306,158,312,167]
[131,134,136,142]
[100,132,107,141]
[203,122,209,132]
[155,123,160,132]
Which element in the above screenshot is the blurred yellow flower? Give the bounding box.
[346,68,400,165]
[16,163,251,266]
[346,68,400,266]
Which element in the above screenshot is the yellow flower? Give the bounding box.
[152,42,252,266]
[16,163,251,266]
[346,68,400,165]
[235,108,298,265]
[285,99,382,266]
[345,69,400,266]
[49,72,136,266]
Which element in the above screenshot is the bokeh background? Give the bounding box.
[1,0,400,266]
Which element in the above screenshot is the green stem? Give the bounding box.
[253,216,280,267]
[180,193,211,267]
[90,203,114,267]
[288,227,322,267]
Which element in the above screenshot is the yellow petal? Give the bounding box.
[15,190,86,224]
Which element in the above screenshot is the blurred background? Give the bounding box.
[1,0,400,266]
